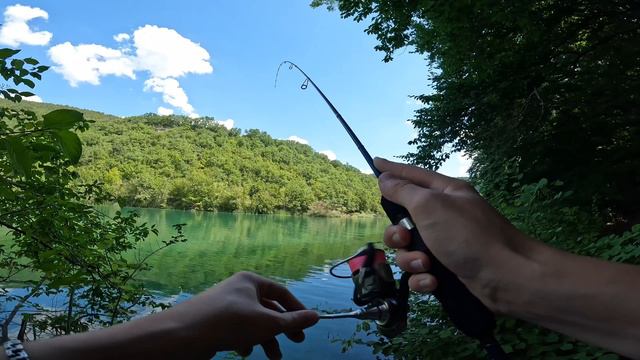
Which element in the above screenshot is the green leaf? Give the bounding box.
[559,343,573,351]
[0,184,16,200]
[43,109,84,130]
[0,48,20,59]
[21,78,35,88]
[53,130,82,164]
[10,59,24,69]
[599,354,619,360]
[24,57,39,65]
[2,136,33,177]
[31,143,58,153]
[19,91,35,97]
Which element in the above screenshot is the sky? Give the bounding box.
[0,1,470,177]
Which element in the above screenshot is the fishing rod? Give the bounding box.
[276,61,509,359]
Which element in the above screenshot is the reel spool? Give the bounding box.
[332,243,409,338]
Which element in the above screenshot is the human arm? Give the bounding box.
[374,157,640,358]
[3,272,318,360]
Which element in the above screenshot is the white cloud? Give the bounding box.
[24,94,42,102]
[48,42,136,86]
[2,93,44,102]
[319,150,336,161]
[144,77,194,116]
[360,168,374,175]
[48,24,212,117]
[287,135,309,145]
[157,106,174,115]
[0,4,52,47]
[113,33,130,42]
[132,25,212,78]
[215,118,234,130]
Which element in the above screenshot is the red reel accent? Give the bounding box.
[347,249,387,273]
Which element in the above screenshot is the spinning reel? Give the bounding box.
[322,243,409,338]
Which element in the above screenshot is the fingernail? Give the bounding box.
[391,232,401,244]
[409,259,424,272]
[419,278,432,291]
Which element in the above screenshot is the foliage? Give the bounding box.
[0,49,186,341]
[1,100,382,216]
[313,0,639,358]
[313,0,640,227]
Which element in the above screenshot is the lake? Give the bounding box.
[132,208,390,359]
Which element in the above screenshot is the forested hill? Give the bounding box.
[0,99,381,215]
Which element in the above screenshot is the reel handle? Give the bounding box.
[381,197,496,341]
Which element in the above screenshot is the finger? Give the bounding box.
[383,224,411,248]
[378,172,439,214]
[395,249,431,273]
[275,309,319,332]
[408,273,438,293]
[256,277,306,312]
[261,337,282,360]
[374,157,457,192]
[235,346,253,358]
[261,298,285,313]
[284,329,305,343]
[261,299,305,343]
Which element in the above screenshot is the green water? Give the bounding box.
[129,208,389,359]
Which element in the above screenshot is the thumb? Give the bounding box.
[276,310,319,331]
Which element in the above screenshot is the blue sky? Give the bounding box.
[0,1,469,176]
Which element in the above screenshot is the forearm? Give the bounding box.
[20,312,194,360]
[497,238,640,358]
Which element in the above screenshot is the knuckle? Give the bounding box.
[235,271,255,280]
[452,179,476,193]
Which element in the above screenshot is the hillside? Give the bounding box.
[1,99,381,215]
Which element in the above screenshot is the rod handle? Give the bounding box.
[381,197,496,340]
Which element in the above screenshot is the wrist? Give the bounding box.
[475,232,549,316]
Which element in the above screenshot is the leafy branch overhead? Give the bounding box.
[0,48,49,101]
[0,49,89,176]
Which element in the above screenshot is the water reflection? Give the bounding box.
[132,209,387,294]
[128,208,391,359]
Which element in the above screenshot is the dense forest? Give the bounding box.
[0,99,381,215]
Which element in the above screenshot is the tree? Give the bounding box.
[313,0,640,229]
[0,48,186,341]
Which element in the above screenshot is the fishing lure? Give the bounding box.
[276,61,508,359]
